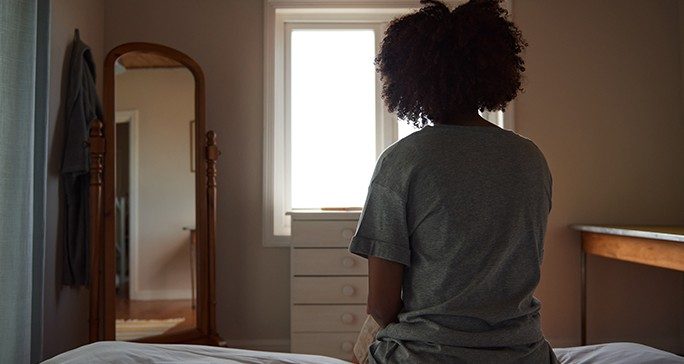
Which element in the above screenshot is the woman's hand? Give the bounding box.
[367,256,404,328]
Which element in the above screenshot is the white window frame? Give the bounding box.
[263,0,514,247]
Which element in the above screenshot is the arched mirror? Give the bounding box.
[89,42,221,345]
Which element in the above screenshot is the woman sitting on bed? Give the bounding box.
[349,0,558,363]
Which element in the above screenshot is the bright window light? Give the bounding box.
[397,118,419,140]
[290,29,376,209]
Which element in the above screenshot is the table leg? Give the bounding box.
[581,249,587,346]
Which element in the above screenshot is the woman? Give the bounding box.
[349,0,557,363]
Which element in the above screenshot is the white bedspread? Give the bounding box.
[554,342,684,364]
[43,342,350,364]
[43,341,684,364]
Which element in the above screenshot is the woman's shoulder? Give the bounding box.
[376,131,426,169]
[377,125,548,168]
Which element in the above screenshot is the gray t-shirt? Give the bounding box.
[349,124,556,363]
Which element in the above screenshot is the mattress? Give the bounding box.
[43,341,684,364]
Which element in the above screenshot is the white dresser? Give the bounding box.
[288,211,366,361]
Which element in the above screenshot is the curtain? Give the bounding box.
[0,0,37,362]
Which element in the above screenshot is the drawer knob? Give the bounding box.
[341,341,354,353]
[341,257,355,268]
[341,228,355,240]
[341,285,355,296]
[341,313,355,324]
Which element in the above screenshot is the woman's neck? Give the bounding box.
[434,110,495,127]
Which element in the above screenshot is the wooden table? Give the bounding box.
[571,225,684,346]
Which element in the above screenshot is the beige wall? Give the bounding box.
[44,0,104,359]
[514,0,684,352]
[680,3,684,346]
[680,1,684,109]
[116,68,196,299]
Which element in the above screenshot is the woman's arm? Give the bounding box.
[367,256,404,328]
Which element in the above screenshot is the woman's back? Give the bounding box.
[350,124,554,362]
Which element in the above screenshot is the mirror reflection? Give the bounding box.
[113,51,197,341]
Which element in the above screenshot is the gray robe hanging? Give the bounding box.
[60,30,102,286]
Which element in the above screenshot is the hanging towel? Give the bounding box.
[60,30,103,286]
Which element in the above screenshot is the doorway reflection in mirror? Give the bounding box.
[113,51,197,341]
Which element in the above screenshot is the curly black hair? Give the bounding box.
[376,0,527,127]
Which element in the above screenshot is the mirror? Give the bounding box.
[89,43,220,345]
[113,51,197,341]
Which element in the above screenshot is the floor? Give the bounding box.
[115,297,197,336]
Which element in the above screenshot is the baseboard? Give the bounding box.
[130,289,192,301]
[222,339,291,353]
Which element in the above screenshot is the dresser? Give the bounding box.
[288,211,366,361]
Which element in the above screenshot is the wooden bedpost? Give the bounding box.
[88,119,105,341]
[205,131,220,342]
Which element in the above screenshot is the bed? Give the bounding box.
[43,342,348,364]
[44,341,684,363]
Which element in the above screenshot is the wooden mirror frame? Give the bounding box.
[89,42,221,345]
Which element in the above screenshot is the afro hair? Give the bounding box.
[376,0,527,127]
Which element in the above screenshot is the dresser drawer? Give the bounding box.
[291,332,358,360]
[292,277,367,304]
[292,305,366,333]
[291,220,359,247]
[292,249,368,276]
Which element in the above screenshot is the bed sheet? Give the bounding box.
[43,341,350,364]
[43,341,684,364]
[554,342,684,364]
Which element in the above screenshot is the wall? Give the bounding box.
[514,0,684,352]
[44,0,104,359]
[680,1,684,109]
[115,68,195,299]
[680,3,684,348]
[104,0,291,348]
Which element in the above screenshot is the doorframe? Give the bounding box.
[115,110,139,300]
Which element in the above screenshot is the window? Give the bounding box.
[290,29,377,209]
[263,1,512,246]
